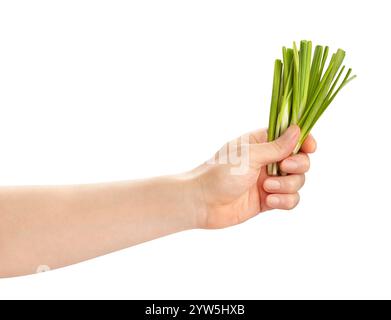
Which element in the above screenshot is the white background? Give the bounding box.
[0,0,390,299]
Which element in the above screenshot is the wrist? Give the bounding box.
[175,170,208,230]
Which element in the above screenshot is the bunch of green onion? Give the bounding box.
[267,40,356,176]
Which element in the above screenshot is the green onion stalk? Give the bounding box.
[267,40,356,176]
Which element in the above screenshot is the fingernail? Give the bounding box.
[268,195,280,207]
[265,179,281,191]
[283,159,298,171]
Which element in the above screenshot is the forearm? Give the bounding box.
[0,174,199,277]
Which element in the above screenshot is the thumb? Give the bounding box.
[250,125,300,167]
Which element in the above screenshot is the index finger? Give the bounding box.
[300,134,317,153]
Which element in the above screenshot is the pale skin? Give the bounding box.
[0,125,316,278]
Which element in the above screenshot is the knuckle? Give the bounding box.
[286,200,295,209]
[286,178,296,191]
[302,154,311,170]
[302,174,306,185]
[287,194,300,209]
[272,140,284,154]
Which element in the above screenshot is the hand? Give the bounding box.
[0,124,314,277]
[190,125,316,229]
